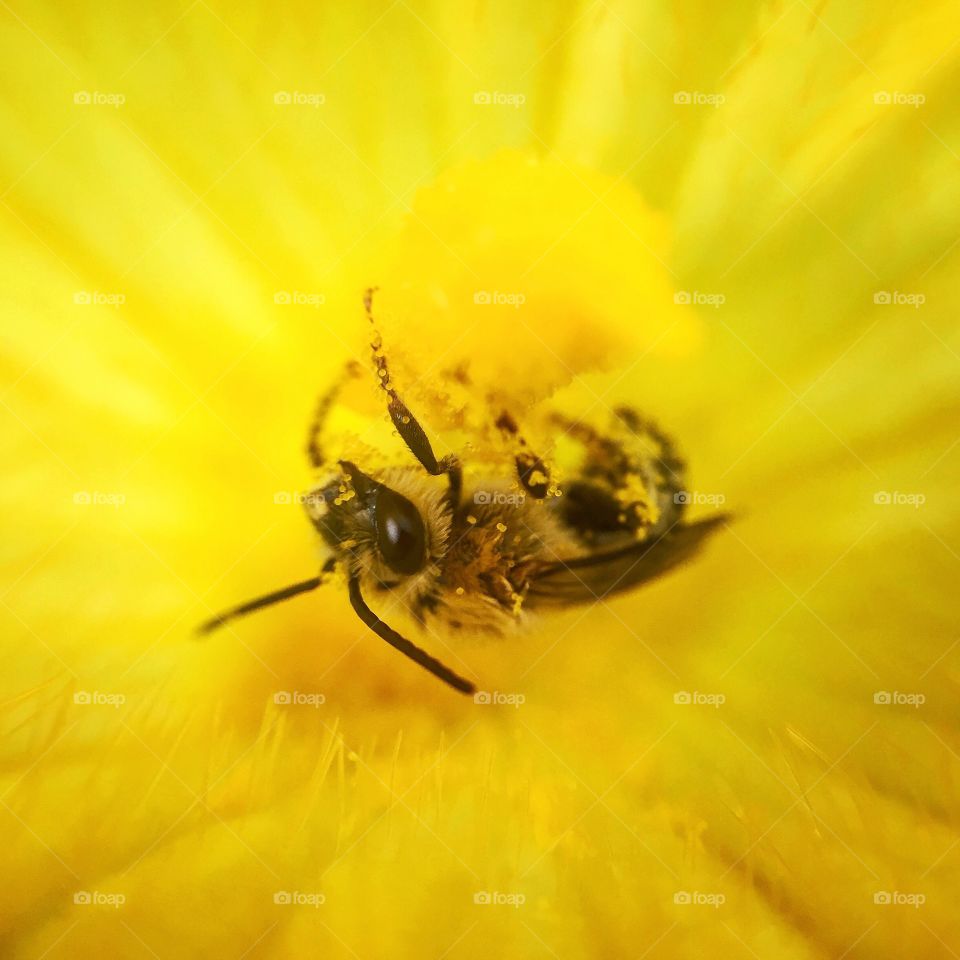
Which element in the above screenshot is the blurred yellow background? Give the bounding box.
[2,1,959,957]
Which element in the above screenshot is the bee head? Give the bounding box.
[305,461,450,591]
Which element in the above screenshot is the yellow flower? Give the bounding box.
[3,1,959,957]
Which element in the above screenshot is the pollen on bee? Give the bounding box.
[466,515,477,525]
[496,522,507,533]
[455,586,465,595]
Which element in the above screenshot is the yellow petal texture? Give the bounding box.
[2,1,959,958]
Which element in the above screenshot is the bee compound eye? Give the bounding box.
[374,486,427,575]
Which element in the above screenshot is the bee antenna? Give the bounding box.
[347,575,475,695]
[196,561,335,636]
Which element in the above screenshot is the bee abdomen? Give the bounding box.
[552,407,688,545]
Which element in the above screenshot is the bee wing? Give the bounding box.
[527,515,729,606]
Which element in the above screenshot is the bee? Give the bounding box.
[200,289,727,694]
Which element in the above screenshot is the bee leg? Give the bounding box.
[348,576,475,694]
[306,362,363,470]
[444,460,462,509]
[494,410,550,499]
[363,287,461,507]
